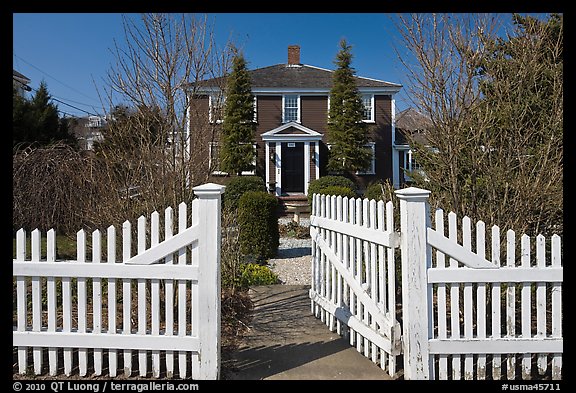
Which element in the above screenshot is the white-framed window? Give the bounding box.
[282,94,300,123]
[208,142,256,176]
[209,93,225,124]
[356,142,376,175]
[326,142,376,175]
[361,94,374,122]
[252,96,258,123]
[403,149,420,171]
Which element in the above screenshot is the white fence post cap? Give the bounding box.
[395,187,431,200]
[193,183,226,198]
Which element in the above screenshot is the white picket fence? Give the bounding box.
[13,183,225,379]
[309,194,402,378]
[396,187,563,380]
[426,208,563,380]
[311,187,563,380]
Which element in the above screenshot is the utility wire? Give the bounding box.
[19,80,102,117]
[13,53,101,105]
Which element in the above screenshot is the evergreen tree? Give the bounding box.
[13,81,76,147]
[326,39,371,174]
[221,52,256,176]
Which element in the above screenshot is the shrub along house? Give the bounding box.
[187,45,402,196]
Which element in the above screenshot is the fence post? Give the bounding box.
[192,182,226,380]
[395,187,433,380]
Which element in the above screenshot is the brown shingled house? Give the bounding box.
[187,45,402,196]
[394,107,433,185]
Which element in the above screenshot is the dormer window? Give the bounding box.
[282,95,300,123]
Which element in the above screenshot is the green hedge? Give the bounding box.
[316,185,356,200]
[223,175,266,211]
[238,191,279,261]
[307,175,356,203]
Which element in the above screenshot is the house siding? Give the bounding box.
[301,96,328,134]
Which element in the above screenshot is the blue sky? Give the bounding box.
[12,13,415,117]
[12,13,544,118]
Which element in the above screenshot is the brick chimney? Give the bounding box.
[288,45,301,66]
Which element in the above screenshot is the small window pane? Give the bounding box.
[362,94,373,121]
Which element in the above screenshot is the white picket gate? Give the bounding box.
[309,194,402,377]
[13,183,225,379]
[311,187,563,381]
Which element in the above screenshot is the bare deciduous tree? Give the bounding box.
[88,13,234,229]
[393,13,562,236]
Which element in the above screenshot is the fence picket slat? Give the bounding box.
[521,234,532,380]
[348,197,356,346]
[476,221,486,380]
[62,229,73,376]
[16,229,28,374]
[107,226,118,377]
[342,196,350,337]
[435,210,448,380]
[137,216,148,377]
[151,211,161,378]
[46,229,57,376]
[92,230,103,376]
[551,235,562,380]
[164,207,175,378]
[122,221,132,377]
[329,195,337,332]
[178,202,188,379]
[385,200,397,375]
[362,198,370,358]
[536,235,547,376]
[369,199,378,363]
[77,229,88,376]
[491,225,501,380]
[355,197,363,354]
[320,195,326,324]
[377,200,387,371]
[31,229,42,375]
[506,229,516,380]
[336,196,343,336]
[462,217,473,380]
[191,199,200,378]
[447,212,461,380]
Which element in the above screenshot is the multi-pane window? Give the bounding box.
[361,94,374,122]
[209,93,225,123]
[283,95,299,123]
[356,142,376,175]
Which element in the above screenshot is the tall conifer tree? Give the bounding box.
[221,51,256,176]
[327,39,371,174]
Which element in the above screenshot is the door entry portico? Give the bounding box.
[261,121,323,196]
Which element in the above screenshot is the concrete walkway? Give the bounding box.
[224,285,394,380]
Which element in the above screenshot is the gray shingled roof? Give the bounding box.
[193,64,401,90]
[395,108,432,145]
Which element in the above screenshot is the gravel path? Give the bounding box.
[269,218,312,285]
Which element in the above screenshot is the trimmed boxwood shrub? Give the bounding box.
[317,185,356,200]
[307,175,356,203]
[223,175,266,211]
[238,191,279,261]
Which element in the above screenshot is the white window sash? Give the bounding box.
[356,142,376,175]
[209,94,225,124]
[282,94,300,123]
[361,94,374,123]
